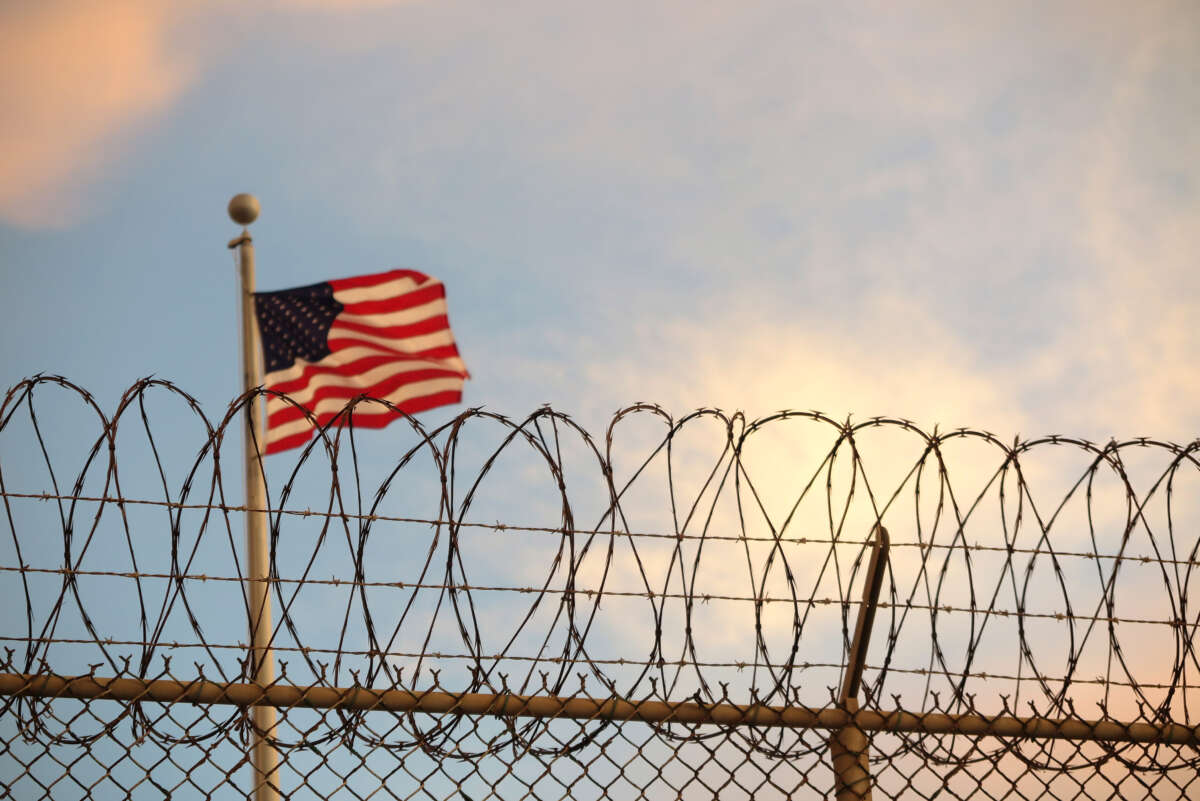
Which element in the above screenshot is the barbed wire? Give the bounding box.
[5,489,1198,567]
[2,375,1199,799]
[0,565,1187,630]
[0,635,1187,693]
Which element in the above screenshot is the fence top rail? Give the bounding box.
[2,671,1197,747]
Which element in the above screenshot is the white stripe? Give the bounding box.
[265,359,459,415]
[266,377,465,444]
[327,325,455,354]
[335,297,447,328]
[266,416,323,445]
[333,276,439,304]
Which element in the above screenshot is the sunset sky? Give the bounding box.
[1,0,1196,443]
[0,9,1197,799]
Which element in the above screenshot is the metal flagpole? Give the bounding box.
[227,193,281,801]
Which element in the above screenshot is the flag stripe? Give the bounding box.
[328,313,450,341]
[331,276,434,304]
[266,351,456,395]
[329,269,428,292]
[326,328,458,355]
[327,340,466,374]
[265,379,465,443]
[264,345,465,386]
[266,362,464,420]
[264,390,463,455]
[335,302,447,329]
[265,429,321,455]
[338,284,445,316]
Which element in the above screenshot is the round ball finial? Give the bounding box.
[228,193,260,226]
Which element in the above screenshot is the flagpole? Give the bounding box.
[227,193,280,801]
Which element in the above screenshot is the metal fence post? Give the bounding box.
[828,523,889,801]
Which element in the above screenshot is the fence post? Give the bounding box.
[828,523,889,801]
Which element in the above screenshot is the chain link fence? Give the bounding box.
[2,376,1197,799]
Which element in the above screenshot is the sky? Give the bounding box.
[1,0,1199,710]
[0,2,1197,796]
[0,0,1196,442]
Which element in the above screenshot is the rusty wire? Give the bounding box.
[1,374,1198,799]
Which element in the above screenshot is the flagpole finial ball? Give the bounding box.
[228,194,260,226]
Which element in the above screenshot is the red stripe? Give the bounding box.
[329,269,429,292]
[266,352,466,396]
[265,429,318,455]
[330,315,450,340]
[267,370,466,427]
[342,391,462,425]
[327,337,462,362]
[338,284,445,315]
[265,390,462,455]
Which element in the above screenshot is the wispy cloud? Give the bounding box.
[576,291,1030,436]
[0,0,194,228]
[0,0,417,230]
[1034,23,1200,439]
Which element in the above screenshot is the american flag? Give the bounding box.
[254,269,469,454]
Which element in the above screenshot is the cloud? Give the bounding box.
[563,3,1198,442]
[1034,23,1200,441]
[276,0,415,7]
[0,0,415,230]
[576,290,1029,437]
[0,1,195,229]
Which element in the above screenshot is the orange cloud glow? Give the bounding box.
[0,1,195,228]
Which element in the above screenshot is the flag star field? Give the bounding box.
[255,282,343,373]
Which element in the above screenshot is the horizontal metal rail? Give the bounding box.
[1,673,1196,746]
